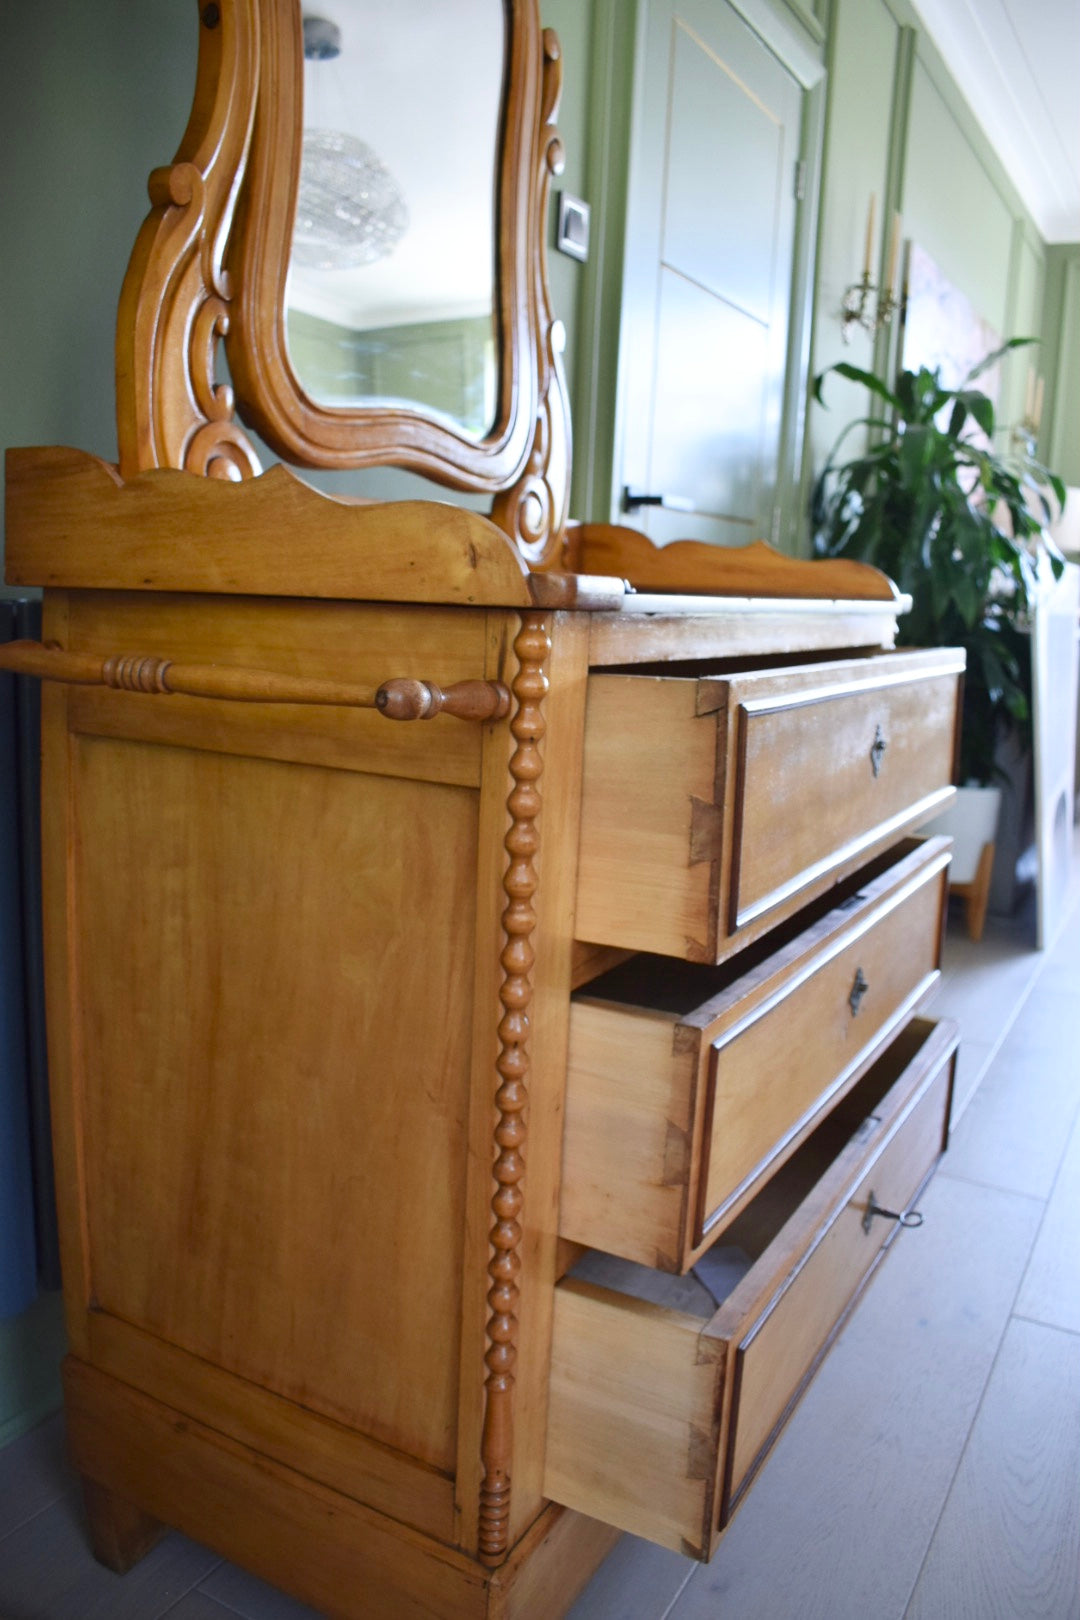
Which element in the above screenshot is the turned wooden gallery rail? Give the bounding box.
[0,640,511,723]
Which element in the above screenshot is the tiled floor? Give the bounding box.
[1,884,1077,1620]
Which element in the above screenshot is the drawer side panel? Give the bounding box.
[545,1284,724,1558]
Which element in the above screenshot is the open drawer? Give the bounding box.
[575,647,963,962]
[561,837,951,1271]
[545,1017,958,1560]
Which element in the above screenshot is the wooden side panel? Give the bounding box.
[575,676,717,959]
[39,596,93,1358]
[559,1005,697,1270]
[64,1358,490,1620]
[62,590,488,788]
[86,1312,457,1542]
[74,738,475,1471]
[545,1283,723,1559]
[5,448,535,605]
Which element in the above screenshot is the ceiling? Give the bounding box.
[909,0,1080,242]
[288,0,503,330]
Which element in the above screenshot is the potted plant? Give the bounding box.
[811,345,1065,927]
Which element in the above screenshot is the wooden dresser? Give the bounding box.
[1,4,963,1616]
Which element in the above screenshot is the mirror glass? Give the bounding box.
[284,0,505,441]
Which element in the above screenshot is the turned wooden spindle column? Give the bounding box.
[478,611,550,1564]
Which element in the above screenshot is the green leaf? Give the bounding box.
[815,362,902,414]
[963,335,1036,386]
[953,390,995,438]
[810,341,1065,778]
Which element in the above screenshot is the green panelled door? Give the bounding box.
[617,0,804,547]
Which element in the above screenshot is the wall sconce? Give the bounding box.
[841,196,902,343]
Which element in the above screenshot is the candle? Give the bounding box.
[1033,375,1045,433]
[1024,367,1036,423]
[886,211,901,295]
[863,194,876,281]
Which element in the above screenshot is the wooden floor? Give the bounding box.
[1,884,1077,1620]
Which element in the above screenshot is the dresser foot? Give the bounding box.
[81,1475,166,1573]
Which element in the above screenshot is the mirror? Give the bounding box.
[114,0,569,560]
[285,2,504,441]
[221,0,567,526]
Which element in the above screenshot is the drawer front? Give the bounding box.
[546,1019,958,1561]
[575,650,962,963]
[699,842,948,1243]
[729,664,960,932]
[561,838,950,1272]
[720,1023,955,1519]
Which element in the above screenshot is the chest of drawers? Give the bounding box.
[3,8,965,1606]
[4,454,964,1619]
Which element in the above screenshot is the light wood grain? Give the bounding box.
[37,596,93,1361]
[576,650,962,962]
[576,674,718,960]
[80,1477,166,1573]
[564,526,901,601]
[86,1312,456,1543]
[225,5,569,561]
[546,1021,956,1559]
[546,1283,725,1559]
[114,0,261,480]
[719,1023,956,1518]
[585,601,902,665]
[669,1176,1047,1619]
[74,738,476,1472]
[456,614,524,1555]
[477,614,552,1562]
[905,1317,1080,1620]
[488,1504,620,1620]
[951,837,995,941]
[5,448,537,604]
[560,1007,697,1270]
[59,592,490,789]
[561,840,951,1271]
[499,613,591,1550]
[699,858,948,1243]
[728,656,962,930]
[64,1357,492,1620]
[0,638,509,723]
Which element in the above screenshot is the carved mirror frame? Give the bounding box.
[115,0,570,564]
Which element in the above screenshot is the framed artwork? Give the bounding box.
[900,241,1002,404]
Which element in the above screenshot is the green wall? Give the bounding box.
[2,0,1072,547]
[0,4,197,541]
[566,0,1074,537]
[1043,246,1080,486]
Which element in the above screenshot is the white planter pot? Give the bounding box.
[923,784,1003,885]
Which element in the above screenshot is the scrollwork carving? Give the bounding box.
[115,0,260,480]
[492,29,571,566]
